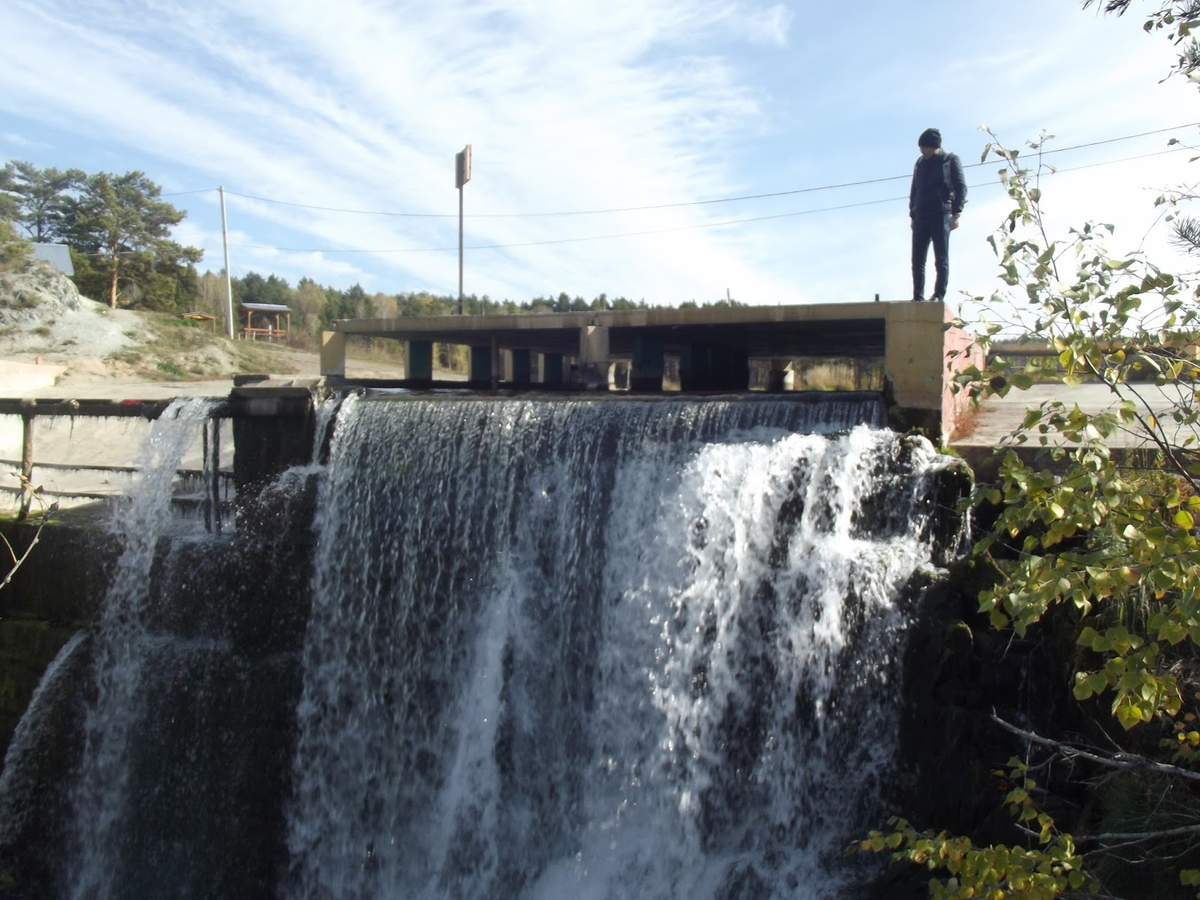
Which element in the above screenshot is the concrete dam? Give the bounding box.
[0,302,976,899]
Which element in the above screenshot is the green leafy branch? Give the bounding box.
[859,758,1091,899]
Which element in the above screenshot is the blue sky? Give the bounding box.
[2,0,1198,310]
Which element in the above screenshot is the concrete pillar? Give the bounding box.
[714,346,750,390]
[579,325,610,390]
[540,353,564,385]
[320,330,346,378]
[884,302,947,437]
[679,344,712,391]
[491,336,501,391]
[630,334,665,391]
[407,340,433,381]
[681,344,749,391]
[470,345,492,387]
[511,349,532,386]
[232,397,314,532]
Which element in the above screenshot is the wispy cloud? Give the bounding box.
[738,3,792,46]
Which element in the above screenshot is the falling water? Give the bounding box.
[0,631,87,848]
[283,394,959,900]
[65,398,216,900]
[0,392,964,899]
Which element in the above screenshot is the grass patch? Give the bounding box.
[156,359,187,378]
[2,291,40,310]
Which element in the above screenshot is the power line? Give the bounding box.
[184,121,1200,219]
[225,145,1191,256]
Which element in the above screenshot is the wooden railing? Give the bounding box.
[241,327,287,342]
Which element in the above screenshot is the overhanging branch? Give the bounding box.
[990,712,1200,784]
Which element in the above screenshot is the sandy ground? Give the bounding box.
[0,290,413,510]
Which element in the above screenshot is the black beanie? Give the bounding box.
[918,128,942,149]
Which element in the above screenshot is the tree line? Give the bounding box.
[0,161,744,345]
[0,161,200,312]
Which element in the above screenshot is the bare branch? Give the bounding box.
[990,712,1200,784]
[1075,822,1200,846]
[0,486,55,591]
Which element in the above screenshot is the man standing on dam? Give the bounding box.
[910,127,967,303]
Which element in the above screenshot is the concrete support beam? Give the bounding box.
[469,345,492,388]
[679,344,710,391]
[407,340,433,381]
[232,404,314,533]
[679,344,749,391]
[320,330,346,378]
[630,334,665,392]
[883,301,947,436]
[579,325,610,390]
[540,353,564,386]
[491,336,501,391]
[511,349,532,386]
[715,346,749,390]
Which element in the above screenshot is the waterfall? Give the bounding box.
[283,394,957,900]
[0,392,965,900]
[0,631,87,848]
[65,398,217,900]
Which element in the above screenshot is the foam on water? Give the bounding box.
[284,395,953,900]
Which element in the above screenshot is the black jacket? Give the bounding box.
[910,151,967,217]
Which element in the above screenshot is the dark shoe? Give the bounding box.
[930,295,944,303]
[911,296,925,302]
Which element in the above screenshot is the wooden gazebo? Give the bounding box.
[239,303,291,342]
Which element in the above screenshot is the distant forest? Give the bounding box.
[0,160,744,348]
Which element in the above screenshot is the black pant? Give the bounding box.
[912,211,950,301]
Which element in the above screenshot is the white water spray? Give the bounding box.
[66,398,216,900]
[284,396,957,900]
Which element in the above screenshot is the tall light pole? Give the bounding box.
[219,185,234,339]
[455,144,471,315]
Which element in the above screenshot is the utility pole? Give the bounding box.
[219,186,234,339]
[455,144,472,315]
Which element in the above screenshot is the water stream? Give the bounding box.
[284,394,955,900]
[0,393,965,899]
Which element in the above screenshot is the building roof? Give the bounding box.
[239,302,292,313]
[30,243,74,276]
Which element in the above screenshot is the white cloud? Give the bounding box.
[739,3,792,46]
[1,0,1197,311]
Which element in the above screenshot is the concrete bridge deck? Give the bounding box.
[1,299,981,512]
[320,299,968,437]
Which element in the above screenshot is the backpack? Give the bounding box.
[941,153,960,208]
